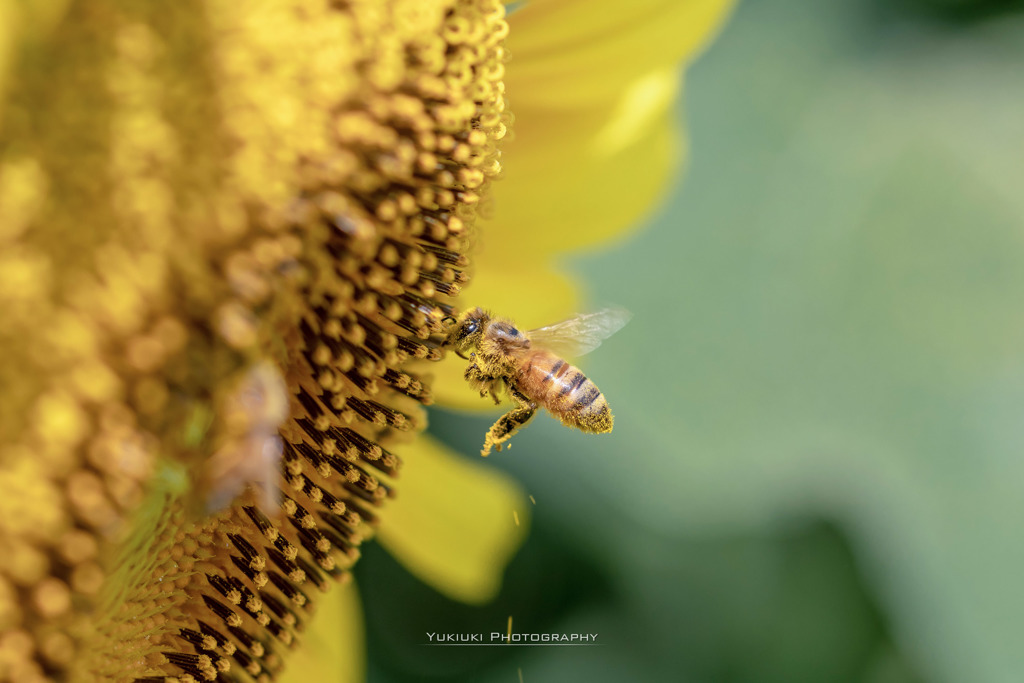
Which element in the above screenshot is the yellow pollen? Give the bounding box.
[33,578,71,618]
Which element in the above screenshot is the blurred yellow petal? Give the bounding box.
[377,435,530,604]
[482,79,683,254]
[278,579,364,683]
[466,0,734,264]
[507,0,735,107]
[591,66,681,157]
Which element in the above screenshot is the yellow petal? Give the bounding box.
[278,578,364,683]
[430,261,582,409]
[507,0,735,107]
[482,88,683,254]
[473,0,735,258]
[377,435,529,604]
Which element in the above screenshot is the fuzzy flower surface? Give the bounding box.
[0,0,732,681]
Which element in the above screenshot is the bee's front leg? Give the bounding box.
[481,389,536,456]
[463,358,502,405]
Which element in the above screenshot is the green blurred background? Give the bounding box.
[356,0,1024,680]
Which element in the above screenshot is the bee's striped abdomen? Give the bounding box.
[518,350,612,433]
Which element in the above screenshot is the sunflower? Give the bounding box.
[0,1,731,681]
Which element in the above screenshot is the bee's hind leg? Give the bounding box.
[481,388,536,457]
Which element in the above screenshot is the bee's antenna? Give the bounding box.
[441,314,458,325]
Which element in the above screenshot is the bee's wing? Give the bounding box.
[527,307,632,357]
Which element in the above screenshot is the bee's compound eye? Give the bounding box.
[466,321,479,334]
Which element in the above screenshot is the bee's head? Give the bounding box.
[443,307,489,358]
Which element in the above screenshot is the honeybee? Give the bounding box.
[201,361,289,514]
[443,307,631,456]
